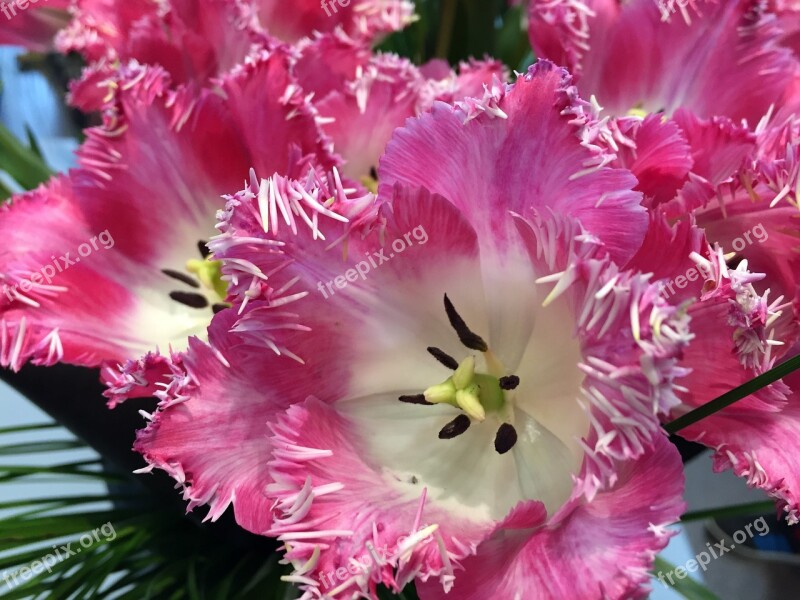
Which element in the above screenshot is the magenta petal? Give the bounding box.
[133,309,303,533]
[665,247,800,520]
[56,0,159,61]
[416,435,685,600]
[530,0,798,123]
[379,60,646,266]
[268,397,492,598]
[58,0,256,96]
[614,114,693,207]
[0,178,148,368]
[0,3,70,51]
[677,352,800,523]
[698,196,800,303]
[705,366,800,524]
[251,0,415,43]
[314,54,427,180]
[1,50,333,371]
[673,109,756,186]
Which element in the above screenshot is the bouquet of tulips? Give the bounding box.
[1,1,800,598]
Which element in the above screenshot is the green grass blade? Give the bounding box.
[0,440,85,455]
[0,423,60,436]
[0,122,52,191]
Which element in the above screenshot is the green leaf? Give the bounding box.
[0,494,134,511]
[0,440,85,455]
[653,557,720,600]
[0,460,127,484]
[0,423,60,435]
[494,5,532,71]
[0,427,295,599]
[0,122,52,194]
[24,125,46,160]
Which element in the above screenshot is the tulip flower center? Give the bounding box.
[398,295,522,454]
[341,280,588,520]
[162,240,229,313]
[185,257,228,302]
[359,166,379,194]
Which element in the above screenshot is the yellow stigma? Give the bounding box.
[627,106,649,119]
[423,356,492,422]
[456,384,485,421]
[359,175,379,194]
[186,257,228,302]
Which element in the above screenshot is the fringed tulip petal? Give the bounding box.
[529,0,799,123]
[415,435,685,600]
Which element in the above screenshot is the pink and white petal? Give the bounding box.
[379,60,646,267]
[415,434,685,600]
[315,54,426,180]
[213,179,692,599]
[260,207,689,577]
[379,63,648,371]
[530,0,799,123]
[2,50,333,370]
[133,308,304,533]
[268,397,494,599]
[0,178,156,369]
[514,213,691,491]
[213,175,491,400]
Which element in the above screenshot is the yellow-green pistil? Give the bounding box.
[398,294,521,454]
[163,242,230,312]
[423,356,506,422]
[186,257,228,302]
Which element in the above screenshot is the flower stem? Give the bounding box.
[681,501,776,522]
[665,353,800,434]
[435,0,458,59]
